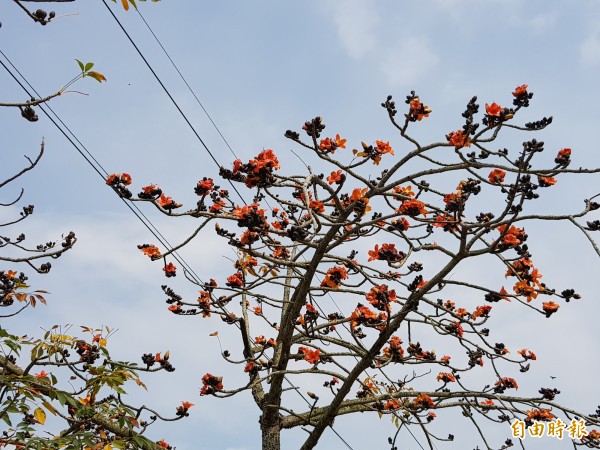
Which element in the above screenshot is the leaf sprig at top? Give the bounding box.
[112,0,161,12]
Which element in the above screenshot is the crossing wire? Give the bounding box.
[0,49,206,289]
[108,6,433,450]
[99,4,361,449]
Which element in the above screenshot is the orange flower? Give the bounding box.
[348,188,371,216]
[253,149,280,171]
[327,170,344,185]
[157,440,169,449]
[384,399,400,410]
[526,408,555,421]
[485,102,503,117]
[168,304,181,313]
[495,377,518,390]
[517,348,537,361]
[320,266,348,289]
[309,200,325,213]
[488,169,506,184]
[586,430,600,441]
[157,194,181,209]
[335,134,347,149]
[200,373,223,395]
[413,393,435,409]
[513,280,537,302]
[472,305,492,319]
[497,224,526,247]
[210,199,226,213]
[197,291,211,317]
[393,185,415,199]
[141,184,160,195]
[365,284,397,312]
[319,137,334,151]
[35,371,49,378]
[408,97,431,121]
[446,130,471,149]
[163,262,176,277]
[106,173,132,186]
[375,140,394,155]
[447,321,464,337]
[240,230,259,245]
[79,394,92,406]
[440,355,451,364]
[139,244,161,258]
[181,401,194,410]
[367,243,405,263]
[512,84,528,97]
[398,199,427,217]
[455,307,469,318]
[542,301,559,317]
[436,372,456,383]
[298,347,321,364]
[5,270,17,279]
[195,178,214,195]
[538,176,556,187]
[390,217,410,232]
[226,272,244,288]
[349,188,367,202]
[232,203,265,219]
[481,399,495,407]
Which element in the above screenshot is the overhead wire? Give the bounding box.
[101,5,361,449]
[99,0,248,205]
[0,49,206,289]
[115,6,434,450]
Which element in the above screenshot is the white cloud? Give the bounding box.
[528,11,557,34]
[322,0,378,59]
[580,22,600,66]
[378,37,439,89]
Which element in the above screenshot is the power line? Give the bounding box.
[135,8,240,161]
[112,8,434,450]
[101,6,361,449]
[0,49,206,288]
[99,0,248,206]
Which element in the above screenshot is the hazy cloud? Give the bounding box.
[580,22,600,66]
[322,0,378,59]
[378,37,439,88]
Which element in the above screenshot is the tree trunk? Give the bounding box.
[261,421,280,450]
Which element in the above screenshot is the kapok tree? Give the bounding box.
[110,86,600,450]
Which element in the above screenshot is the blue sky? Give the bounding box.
[2,1,600,449]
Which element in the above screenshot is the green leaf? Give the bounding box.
[84,62,94,72]
[4,339,20,354]
[76,59,85,72]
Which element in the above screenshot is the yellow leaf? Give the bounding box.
[99,430,107,439]
[99,338,107,347]
[86,71,107,83]
[42,401,57,416]
[121,0,129,10]
[210,331,219,337]
[104,445,113,450]
[34,407,46,425]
